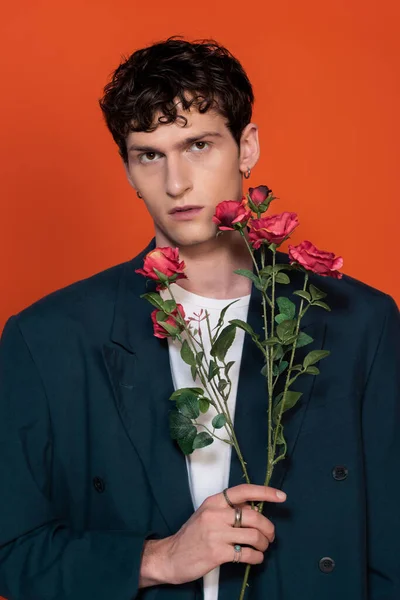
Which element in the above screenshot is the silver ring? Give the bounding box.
[223,488,235,509]
[233,507,242,528]
[232,544,242,563]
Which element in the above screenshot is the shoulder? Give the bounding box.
[5,239,155,343]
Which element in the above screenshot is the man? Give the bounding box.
[0,36,399,600]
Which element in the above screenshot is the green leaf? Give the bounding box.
[273,390,303,424]
[272,360,288,376]
[275,423,286,447]
[177,427,197,455]
[176,391,200,419]
[260,363,268,377]
[181,340,196,367]
[140,292,166,311]
[289,364,303,372]
[208,360,219,381]
[309,284,327,301]
[312,300,331,311]
[274,263,293,273]
[295,331,314,348]
[196,351,204,366]
[276,297,296,319]
[169,387,204,401]
[159,322,180,336]
[213,299,240,333]
[233,269,260,288]
[218,379,228,393]
[276,319,296,342]
[193,431,214,449]
[153,268,169,283]
[211,324,236,362]
[225,361,235,377]
[292,290,311,302]
[212,414,227,429]
[305,365,320,375]
[191,365,197,381]
[155,310,167,322]
[303,349,331,369]
[169,411,196,440]
[229,319,259,341]
[275,272,290,284]
[259,265,273,276]
[199,397,210,413]
[263,336,280,345]
[163,299,177,312]
[273,344,284,361]
[275,313,290,325]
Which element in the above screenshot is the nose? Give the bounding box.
[165,155,192,198]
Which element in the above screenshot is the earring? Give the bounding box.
[244,167,251,179]
[136,191,142,199]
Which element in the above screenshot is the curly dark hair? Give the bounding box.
[99,35,255,163]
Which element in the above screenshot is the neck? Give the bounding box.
[160,233,253,299]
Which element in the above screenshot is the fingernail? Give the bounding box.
[276,490,287,500]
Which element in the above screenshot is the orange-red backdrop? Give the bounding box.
[1,0,399,337]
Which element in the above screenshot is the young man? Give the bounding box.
[0,36,399,600]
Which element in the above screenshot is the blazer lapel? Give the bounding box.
[102,241,194,535]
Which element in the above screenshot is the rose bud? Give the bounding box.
[248,185,274,213]
[151,304,186,339]
[135,247,187,289]
[248,212,299,248]
[212,200,251,231]
[288,240,343,279]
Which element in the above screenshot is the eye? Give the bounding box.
[138,152,160,164]
[191,141,210,152]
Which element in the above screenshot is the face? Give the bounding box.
[124,98,260,248]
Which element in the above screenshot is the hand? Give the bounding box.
[139,483,287,587]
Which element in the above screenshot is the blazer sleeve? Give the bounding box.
[361,294,400,599]
[0,315,149,600]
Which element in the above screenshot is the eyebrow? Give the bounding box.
[127,131,223,153]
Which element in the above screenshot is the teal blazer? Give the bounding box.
[1,239,399,600]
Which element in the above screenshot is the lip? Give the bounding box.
[169,206,204,220]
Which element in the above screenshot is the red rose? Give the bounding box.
[248,185,273,213]
[248,212,299,248]
[288,240,343,279]
[212,200,251,231]
[135,247,187,288]
[151,304,186,339]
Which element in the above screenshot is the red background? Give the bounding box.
[1,0,399,336]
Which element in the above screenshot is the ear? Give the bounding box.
[239,123,260,173]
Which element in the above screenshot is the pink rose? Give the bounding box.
[135,247,187,288]
[212,200,251,231]
[288,240,343,279]
[151,304,186,339]
[248,212,299,248]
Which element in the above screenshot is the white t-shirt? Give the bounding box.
[160,283,250,600]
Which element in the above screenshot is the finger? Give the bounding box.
[221,483,287,506]
[225,527,270,552]
[222,506,275,542]
[223,545,264,566]
[240,506,275,542]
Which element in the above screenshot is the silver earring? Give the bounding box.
[136,191,142,199]
[244,167,251,179]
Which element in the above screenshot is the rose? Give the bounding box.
[248,212,299,248]
[212,200,251,231]
[135,247,187,288]
[151,304,186,339]
[248,185,273,213]
[288,240,343,279]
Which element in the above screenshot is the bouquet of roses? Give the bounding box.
[136,184,343,599]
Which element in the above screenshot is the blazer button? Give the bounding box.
[332,465,348,481]
[319,557,335,573]
[93,477,105,493]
